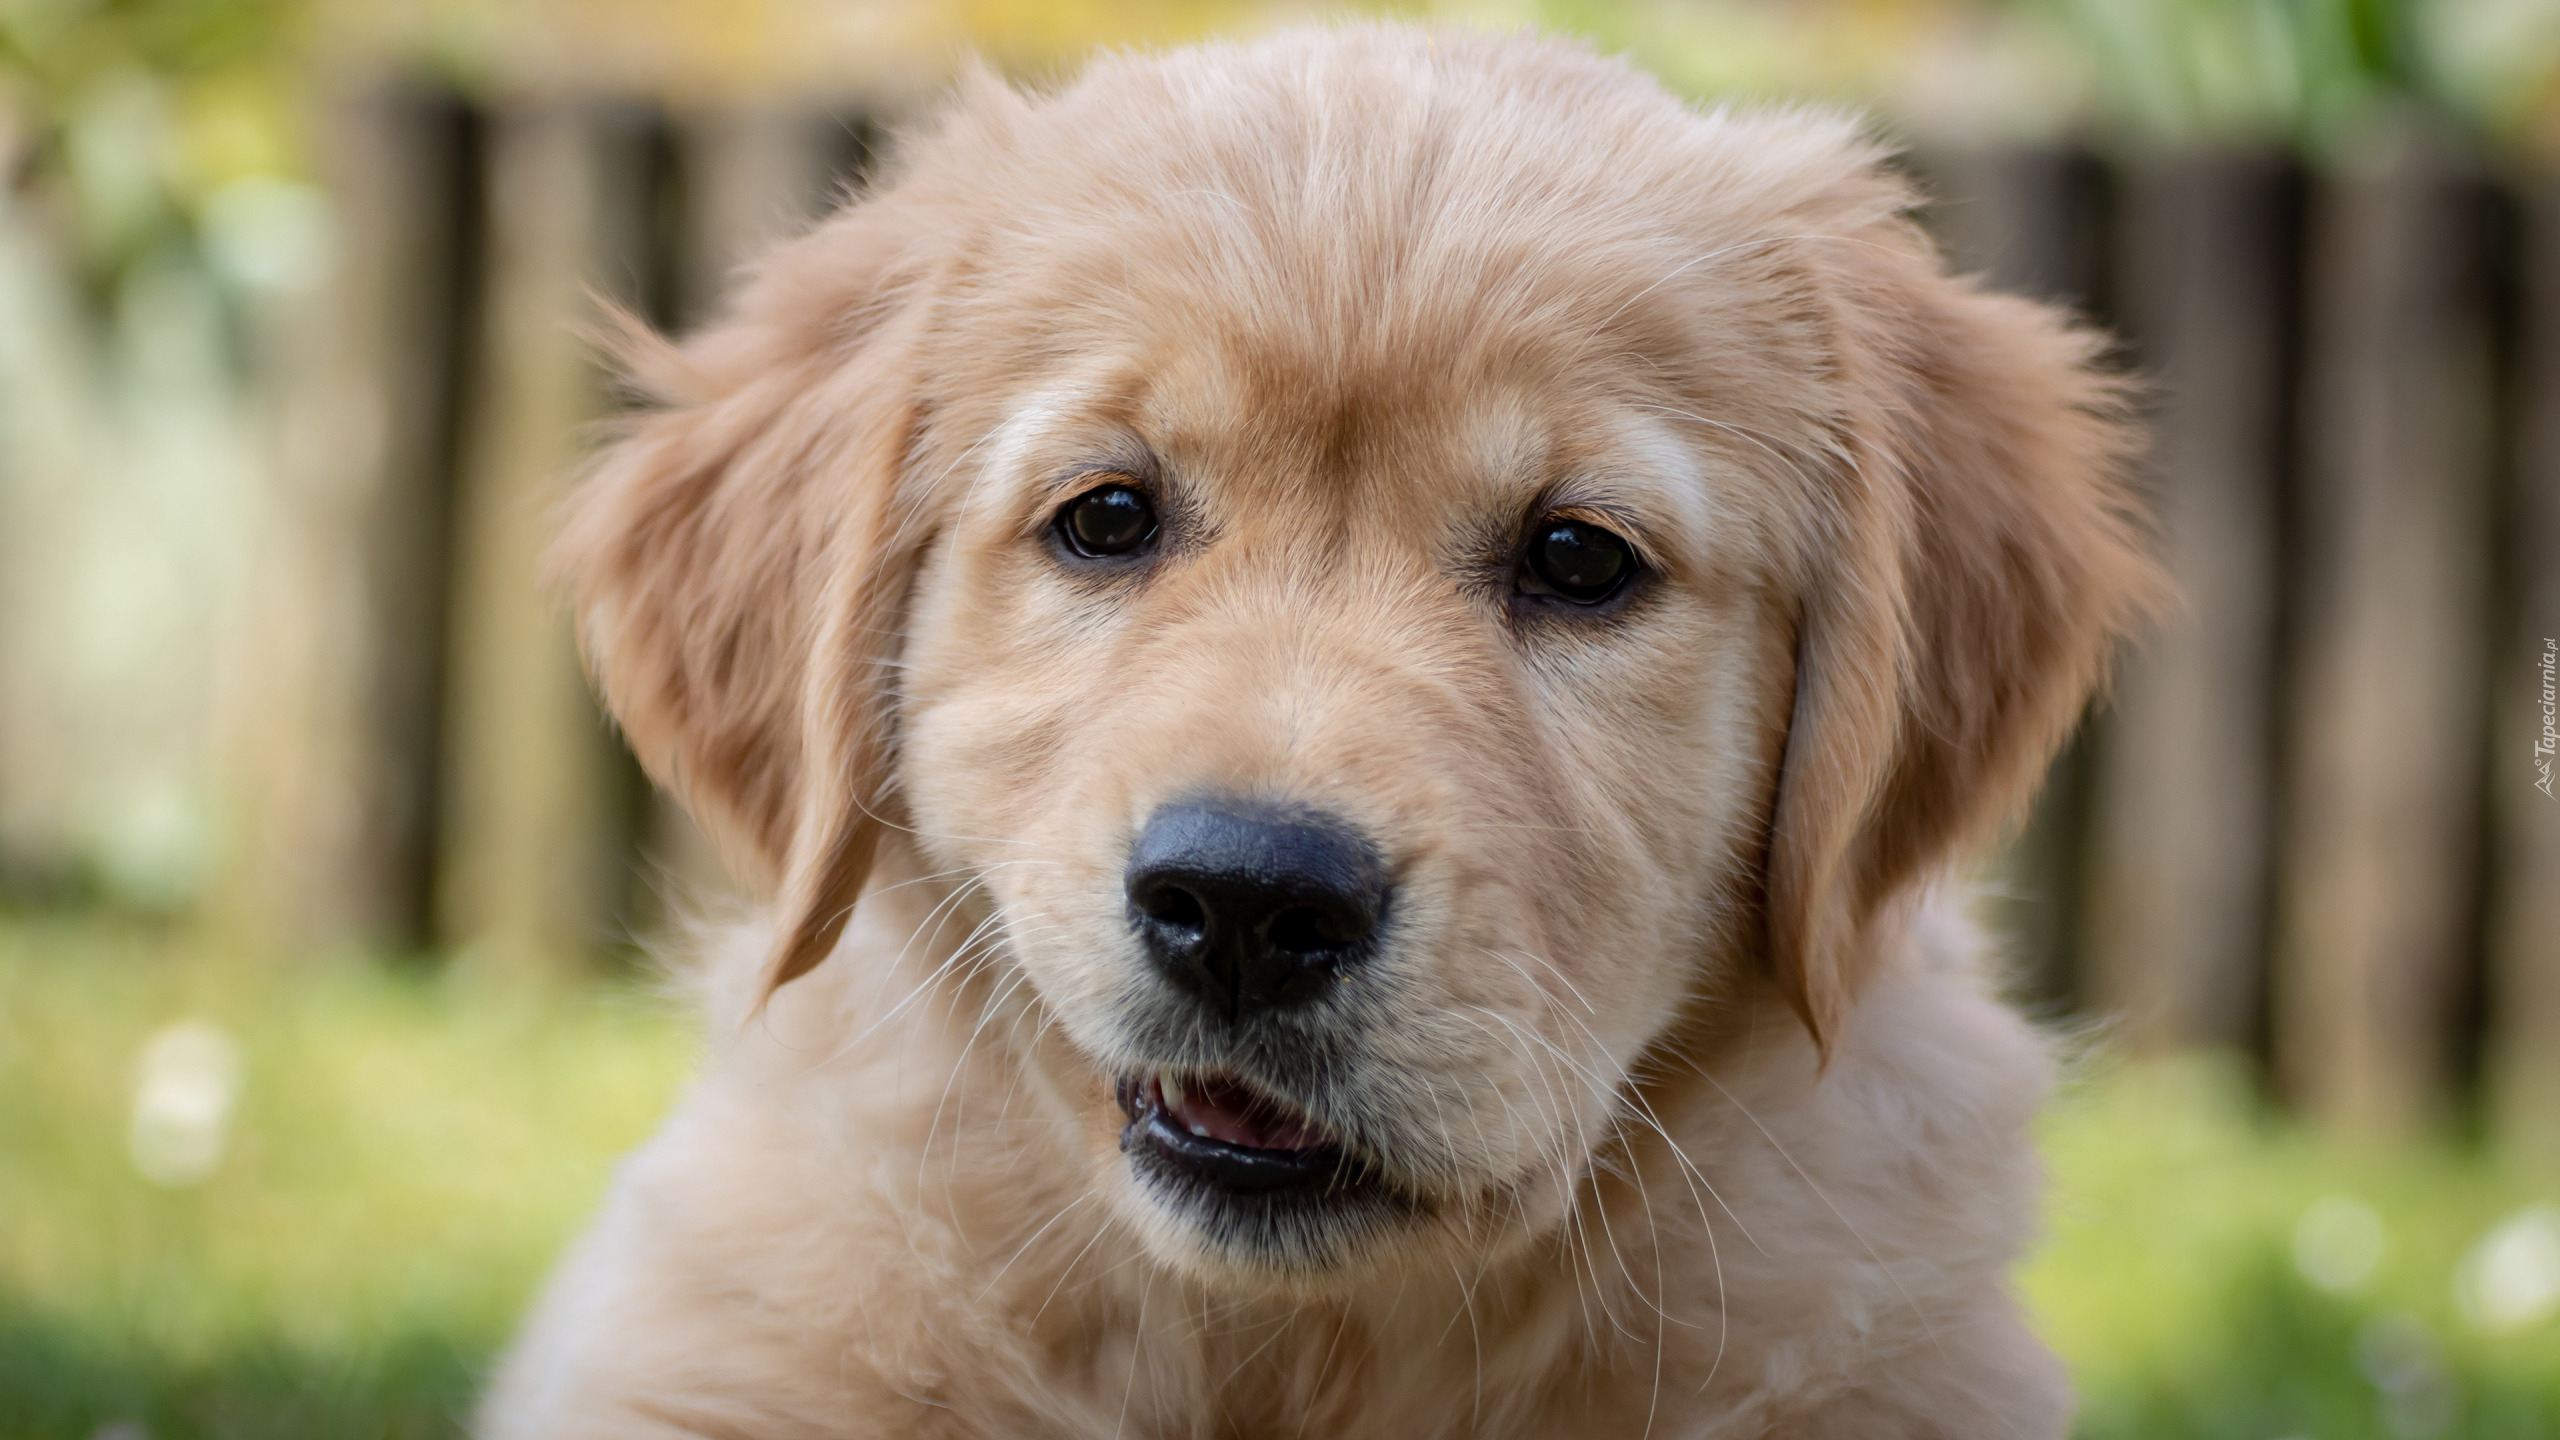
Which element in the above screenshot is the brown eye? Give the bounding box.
[1523,518,1634,603]
[1058,483,1158,558]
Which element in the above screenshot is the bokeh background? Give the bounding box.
[3,0,2558,1436]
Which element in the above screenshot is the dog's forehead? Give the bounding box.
[913,55,1860,554]
[975,350,1696,517]
[936,236,1823,550]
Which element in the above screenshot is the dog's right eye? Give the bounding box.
[1519,517,1636,605]
[1056,483,1160,559]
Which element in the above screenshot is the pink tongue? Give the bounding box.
[1166,1076,1325,1151]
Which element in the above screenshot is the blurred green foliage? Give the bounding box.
[2029,1056,2560,1439]
[0,0,295,99]
[2016,0,2560,150]
[2029,0,2417,143]
[0,0,307,305]
[0,919,2551,1439]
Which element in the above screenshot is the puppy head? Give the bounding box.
[559,30,2152,1288]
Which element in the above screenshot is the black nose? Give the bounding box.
[1125,800,1388,1021]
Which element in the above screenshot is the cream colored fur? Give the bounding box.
[483,25,2156,1438]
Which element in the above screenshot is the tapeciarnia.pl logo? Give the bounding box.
[2537,637,2557,799]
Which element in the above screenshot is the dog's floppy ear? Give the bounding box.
[1763,184,2158,1053]
[553,203,938,994]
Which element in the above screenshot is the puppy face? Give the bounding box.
[560,31,2152,1290]
[900,321,1795,1273]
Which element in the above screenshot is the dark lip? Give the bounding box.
[1115,1074,1372,1198]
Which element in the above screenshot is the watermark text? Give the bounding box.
[2537,637,2556,798]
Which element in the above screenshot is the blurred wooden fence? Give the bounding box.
[210,89,2556,1154]
[1928,141,2560,1159]
[219,91,877,978]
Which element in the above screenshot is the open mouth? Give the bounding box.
[1115,1070,1370,1198]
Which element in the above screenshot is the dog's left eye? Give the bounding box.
[1520,517,1636,604]
[1056,483,1160,559]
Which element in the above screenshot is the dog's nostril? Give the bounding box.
[1138,884,1207,936]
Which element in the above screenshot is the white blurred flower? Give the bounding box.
[128,1019,242,1186]
[2295,1194,2387,1295]
[2454,1205,2560,1335]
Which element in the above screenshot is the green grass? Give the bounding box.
[2027,1058,2560,1440]
[1,917,2552,1439]
[0,919,694,1438]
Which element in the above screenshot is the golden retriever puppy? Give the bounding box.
[483,25,2154,1439]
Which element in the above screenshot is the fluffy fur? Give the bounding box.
[484,26,2156,1439]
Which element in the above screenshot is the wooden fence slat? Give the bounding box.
[435,102,655,975]
[2079,154,2293,1054]
[674,106,843,330]
[1917,146,2103,303]
[2489,176,2560,1165]
[211,89,474,957]
[2275,146,2498,1136]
